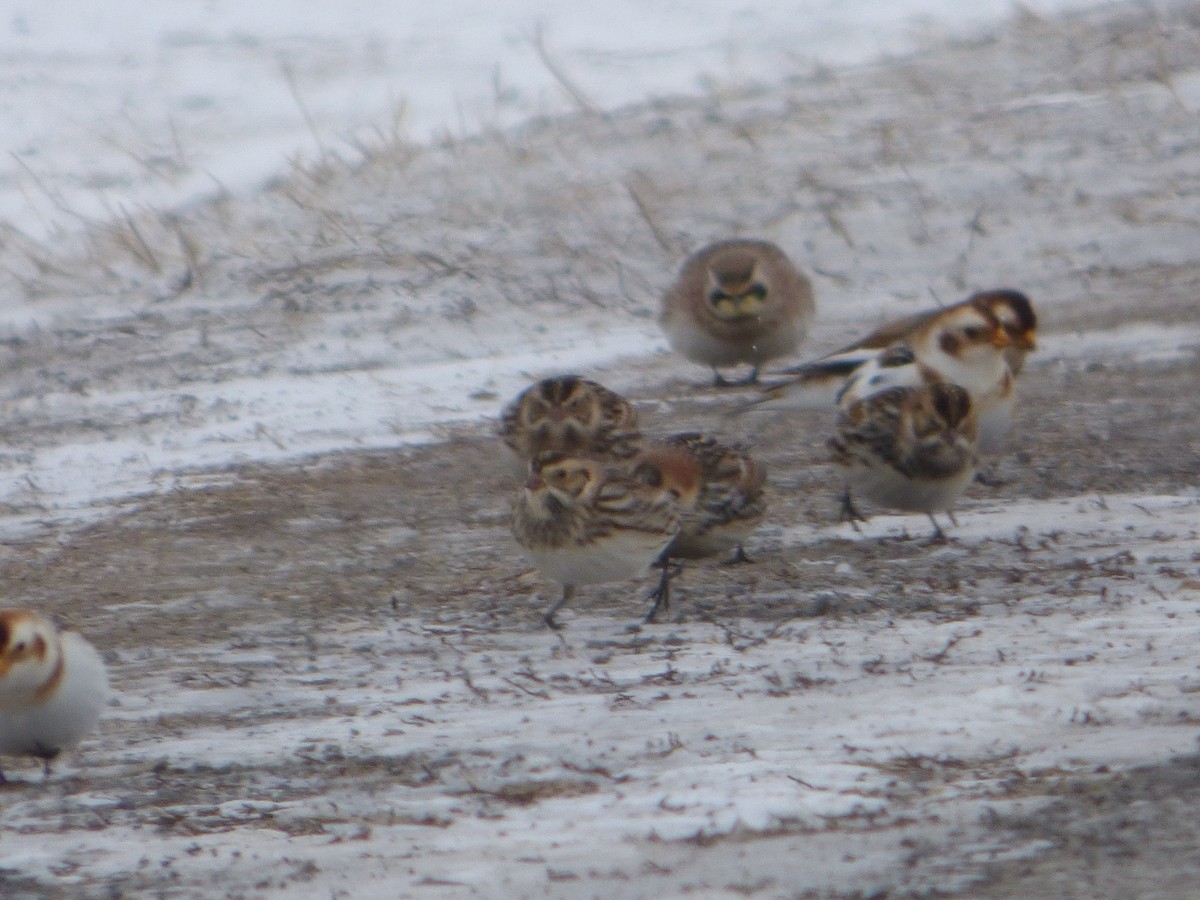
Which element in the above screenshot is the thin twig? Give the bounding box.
[529,23,597,116]
[625,180,675,254]
[280,59,327,157]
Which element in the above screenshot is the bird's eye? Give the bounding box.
[12,641,25,654]
[635,464,663,488]
[963,326,983,340]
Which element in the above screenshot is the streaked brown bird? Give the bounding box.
[829,381,979,540]
[511,452,688,629]
[498,375,642,473]
[633,433,767,622]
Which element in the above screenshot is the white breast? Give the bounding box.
[0,633,108,759]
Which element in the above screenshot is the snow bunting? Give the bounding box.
[829,381,979,540]
[498,376,642,472]
[0,610,108,782]
[756,290,1033,405]
[660,239,816,386]
[511,452,688,629]
[633,434,767,622]
[841,289,1037,376]
[758,303,1015,453]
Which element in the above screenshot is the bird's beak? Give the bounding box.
[991,326,1011,349]
[1015,328,1037,350]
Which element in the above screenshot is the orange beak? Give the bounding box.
[1015,328,1037,350]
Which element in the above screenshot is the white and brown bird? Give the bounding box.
[0,610,108,782]
[840,289,1037,376]
[633,434,767,623]
[757,302,1015,453]
[829,381,979,540]
[498,376,642,473]
[660,239,816,386]
[511,452,690,629]
[756,289,1034,407]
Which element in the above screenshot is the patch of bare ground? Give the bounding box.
[967,754,1200,899]
[6,293,1195,660]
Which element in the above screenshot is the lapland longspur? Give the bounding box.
[633,434,767,622]
[660,239,816,386]
[829,381,979,540]
[498,376,642,472]
[511,452,688,629]
[0,610,108,782]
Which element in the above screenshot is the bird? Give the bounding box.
[835,289,1037,376]
[510,452,691,629]
[828,381,979,540]
[632,434,767,623]
[660,239,816,386]
[754,302,1015,453]
[498,376,642,474]
[0,609,108,783]
[753,289,1034,407]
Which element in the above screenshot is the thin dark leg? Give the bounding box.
[644,557,682,623]
[840,488,867,532]
[543,585,575,630]
[925,513,948,544]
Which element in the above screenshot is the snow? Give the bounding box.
[4,0,1111,240]
[1,0,1199,896]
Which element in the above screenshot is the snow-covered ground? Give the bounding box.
[1,0,1199,896]
[5,0,1109,241]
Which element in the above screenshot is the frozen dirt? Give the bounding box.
[1,1,1200,898]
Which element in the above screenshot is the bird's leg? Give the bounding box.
[839,489,867,532]
[35,744,58,780]
[644,556,682,623]
[543,585,575,630]
[925,513,949,544]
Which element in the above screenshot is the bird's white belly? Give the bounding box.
[528,529,672,587]
[0,635,108,757]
